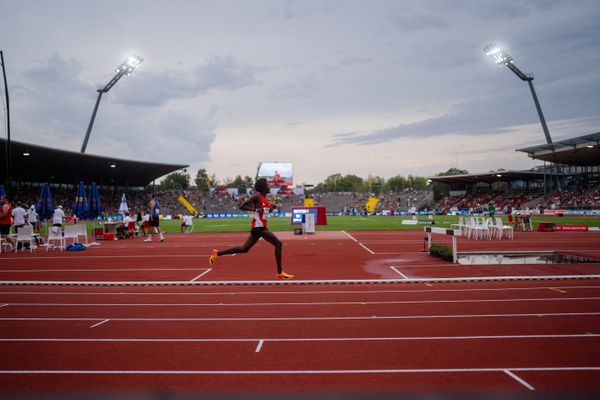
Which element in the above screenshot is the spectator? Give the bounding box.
[0,194,16,249]
[52,205,66,232]
[26,205,40,234]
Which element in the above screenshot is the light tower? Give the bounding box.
[483,44,552,144]
[80,55,143,153]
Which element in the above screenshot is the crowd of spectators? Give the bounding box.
[5,183,600,221]
[434,184,600,214]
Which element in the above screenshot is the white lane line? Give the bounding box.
[5,296,600,307]
[1,311,598,322]
[0,367,598,375]
[255,339,264,353]
[390,267,409,279]
[5,274,599,286]
[0,304,8,308]
[342,231,358,242]
[2,285,598,296]
[89,319,110,329]
[358,243,375,255]
[1,334,598,343]
[190,269,212,282]
[504,369,535,390]
[0,268,204,273]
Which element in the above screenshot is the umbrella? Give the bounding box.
[36,183,55,220]
[73,182,89,219]
[88,182,103,219]
[0,185,5,198]
[118,193,129,215]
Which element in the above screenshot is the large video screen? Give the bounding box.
[257,162,293,187]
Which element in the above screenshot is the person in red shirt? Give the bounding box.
[209,178,293,280]
[0,195,16,248]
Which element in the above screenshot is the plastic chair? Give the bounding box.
[15,225,35,252]
[47,227,65,251]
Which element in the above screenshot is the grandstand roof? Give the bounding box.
[429,170,553,185]
[516,132,600,166]
[2,138,188,187]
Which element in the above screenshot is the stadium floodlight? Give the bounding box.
[80,54,144,153]
[483,43,552,144]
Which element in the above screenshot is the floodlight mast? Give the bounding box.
[80,55,143,153]
[484,44,552,144]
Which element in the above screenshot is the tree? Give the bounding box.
[194,169,212,192]
[385,175,408,191]
[161,172,190,190]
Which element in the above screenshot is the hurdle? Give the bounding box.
[424,226,462,263]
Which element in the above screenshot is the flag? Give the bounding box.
[36,183,55,220]
[73,182,89,219]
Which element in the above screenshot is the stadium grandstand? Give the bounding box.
[430,132,600,214]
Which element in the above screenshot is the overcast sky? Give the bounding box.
[1,0,599,185]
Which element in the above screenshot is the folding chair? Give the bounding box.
[76,224,88,244]
[15,225,35,252]
[47,227,65,251]
[126,221,138,238]
[63,225,81,245]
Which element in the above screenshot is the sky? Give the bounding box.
[1,0,599,186]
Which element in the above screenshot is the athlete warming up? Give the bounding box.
[208,178,294,280]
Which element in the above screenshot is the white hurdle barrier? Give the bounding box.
[424,226,462,263]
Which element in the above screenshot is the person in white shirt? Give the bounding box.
[180,215,193,233]
[26,205,40,234]
[52,205,66,228]
[11,201,27,231]
[116,212,133,239]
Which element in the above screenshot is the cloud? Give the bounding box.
[114,55,262,107]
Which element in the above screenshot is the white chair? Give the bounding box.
[14,225,35,252]
[494,217,514,240]
[64,224,87,244]
[1,236,14,253]
[47,227,65,251]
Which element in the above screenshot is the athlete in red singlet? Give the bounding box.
[208,178,293,280]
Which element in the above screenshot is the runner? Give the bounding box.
[208,178,293,280]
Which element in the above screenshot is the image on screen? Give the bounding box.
[257,162,294,187]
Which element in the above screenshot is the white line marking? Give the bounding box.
[504,369,535,390]
[1,334,597,343]
[341,231,358,242]
[3,274,600,286]
[0,268,205,273]
[5,296,600,307]
[1,311,598,322]
[89,319,109,329]
[0,367,598,375]
[1,285,598,296]
[390,267,409,279]
[255,339,264,352]
[358,243,375,254]
[190,269,212,282]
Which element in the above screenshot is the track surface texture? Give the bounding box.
[1,229,599,397]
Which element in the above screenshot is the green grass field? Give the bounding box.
[114,214,600,234]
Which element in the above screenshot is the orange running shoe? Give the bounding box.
[276,271,294,280]
[208,249,219,266]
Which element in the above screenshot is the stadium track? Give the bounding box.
[0,230,600,394]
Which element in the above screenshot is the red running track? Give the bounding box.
[0,230,600,394]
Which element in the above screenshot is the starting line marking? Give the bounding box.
[190,269,212,282]
[255,339,264,352]
[89,319,110,329]
[0,366,598,375]
[504,369,535,390]
[390,266,409,279]
[2,274,600,286]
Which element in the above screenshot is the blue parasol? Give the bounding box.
[73,182,89,219]
[88,182,103,219]
[0,185,6,198]
[36,183,55,220]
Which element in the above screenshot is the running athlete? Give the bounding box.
[208,178,293,280]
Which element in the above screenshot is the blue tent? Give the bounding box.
[73,182,89,219]
[88,182,103,219]
[36,183,55,220]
